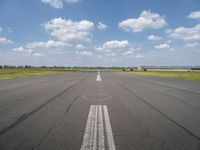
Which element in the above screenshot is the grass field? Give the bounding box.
[0,69,73,79]
[131,70,200,81]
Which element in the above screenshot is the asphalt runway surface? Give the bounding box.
[0,72,200,150]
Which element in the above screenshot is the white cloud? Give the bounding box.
[41,0,81,8]
[122,50,144,58]
[95,47,112,53]
[122,50,134,56]
[148,35,162,41]
[168,24,200,41]
[155,42,170,49]
[97,55,103,59]
[119,10,167,32]
[95,40,144,59]
[75,44,86,49]
[0,37,13,45]
[13,47,33,53]
[12,40,69,58]
[13,47,44,57]
[26,40,67,49]
[65,0,81,4]
[44,18,94,42]
[33,53,43,57]
[102,40,129,49]
[165,29,172,34]
[96,40,142,57]
[41,0,63,9]
[13,40,69,56]
[76,50,93,56]
[95,40,129,54]
[97,22,107,30]
[131,54,145,58]
[185,42,199,48]
[106,53,116,56]
[187,11,200,20]
[166,40,172,44]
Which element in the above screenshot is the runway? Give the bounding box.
[0,72,200,150]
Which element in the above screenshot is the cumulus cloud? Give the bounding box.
[102,40,129,49]
[155,42,170,49]
[187,11,200,20]
[41,0,81,8]
[122,50,134,56]
[13,47,33,53]
[106,53,116,56]
[131,54,145,58]
[76,50,93,56]
[95,40,129,54]
[12,46,44,57]
[97,22,107,30]
[185,42,199,48]
[44,18,94,42]
[168,24,200,41]
[41,0,63,9]
[13,40,69,56]
[65,0,81,4]
[0,37,13,45]
[119,10,167,32]
[75,44,86,49]
[26,40,68,49]
[95,47,112,53]
[95,40,144,59]
[148,35,162,41]
[122,50,144,58]
[33,53,43,57]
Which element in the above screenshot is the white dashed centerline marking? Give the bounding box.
[81,105,116,150]
[98,105,105,150]
[103,105,116,150]
[96,72,102,81]
[80,106,95,150]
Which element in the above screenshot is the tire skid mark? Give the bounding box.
[108,75,200,142]
[0,75,89,136]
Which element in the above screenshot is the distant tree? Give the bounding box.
[41,66,47,69]
[123,68,126,71]
[4,65,16,69]
[191,67,200,70]
[17,66,24,69]
[130,68,133,71]
[25,65,31,68]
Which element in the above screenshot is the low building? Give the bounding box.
[137,66,144,70]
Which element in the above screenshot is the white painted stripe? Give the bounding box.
[92,105,98,150]
[81,105,116,150]
[96,72,102,81]
[96,74,102,81]
[81,105,96,150]
[89,105,96,149]
[98,105,105,150]
[103,105,116,150]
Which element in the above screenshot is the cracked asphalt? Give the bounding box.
[0,72,200,150]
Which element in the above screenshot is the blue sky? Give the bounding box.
[0,0,200,66]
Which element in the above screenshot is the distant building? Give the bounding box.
[137,66,144,70]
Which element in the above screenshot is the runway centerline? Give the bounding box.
[96,72,102,81]
[81,105,116,150]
